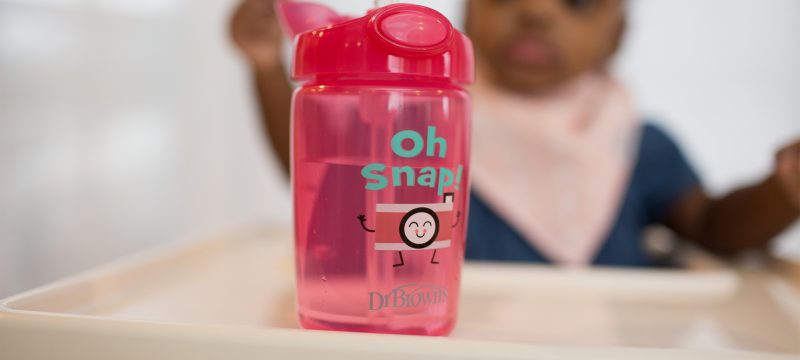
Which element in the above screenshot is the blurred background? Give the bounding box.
[1,0,799,298]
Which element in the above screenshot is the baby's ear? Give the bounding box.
[606,14,627,63]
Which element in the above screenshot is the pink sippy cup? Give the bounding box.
[279,1,474,336]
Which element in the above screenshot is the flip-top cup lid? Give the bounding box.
[282,3,474,84]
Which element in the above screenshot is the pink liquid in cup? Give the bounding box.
[281,2,474,336]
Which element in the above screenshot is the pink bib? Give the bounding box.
[470,72,639,265]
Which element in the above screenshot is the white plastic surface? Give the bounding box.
[1,226,799,359]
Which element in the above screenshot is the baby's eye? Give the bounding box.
[423,221,432,227]
[563,0,602,13]
[408,221,419,228]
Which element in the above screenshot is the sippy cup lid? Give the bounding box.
[280,2,474,85]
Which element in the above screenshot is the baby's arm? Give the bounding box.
[231,0,292,176]
[664,140,800,254]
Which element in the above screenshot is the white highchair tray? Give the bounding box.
[1,226,798,359]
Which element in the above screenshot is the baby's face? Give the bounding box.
[467,0,625,94]
[403,211,437,246]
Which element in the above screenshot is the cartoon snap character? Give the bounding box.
[358,193,460,267]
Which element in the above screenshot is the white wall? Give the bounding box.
[0,0,289,297]
[614,0,800,257]
[1,0,798,297]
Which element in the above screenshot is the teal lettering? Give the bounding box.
[392,166,415,187]
[361,163,388,190]
[426,126,447,158]
[391,130,424,158]
[417,167,436,188]
[436,167,454,195]
[454,165,463,190]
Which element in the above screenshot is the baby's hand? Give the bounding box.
[775,139,800,211]
[230,0,283,71]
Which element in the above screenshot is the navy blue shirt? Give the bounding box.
[465,124,700,267]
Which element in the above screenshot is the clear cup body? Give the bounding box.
[292,78,471,335]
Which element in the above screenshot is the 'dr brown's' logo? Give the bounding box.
[368,284,448,311]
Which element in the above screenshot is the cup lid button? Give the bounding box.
[378,10,448,48]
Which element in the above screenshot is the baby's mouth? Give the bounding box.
[415,229,427,238]
[506,36,558,67]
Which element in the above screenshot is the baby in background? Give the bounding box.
[231,0,800,266]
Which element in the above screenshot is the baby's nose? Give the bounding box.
[517,0,557,31]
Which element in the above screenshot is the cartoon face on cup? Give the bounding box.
[358,194,456,267]
[399,207,440,249]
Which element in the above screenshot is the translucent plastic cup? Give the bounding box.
[280,2,474,335]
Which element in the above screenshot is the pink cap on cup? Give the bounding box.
[279,3,474,84]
